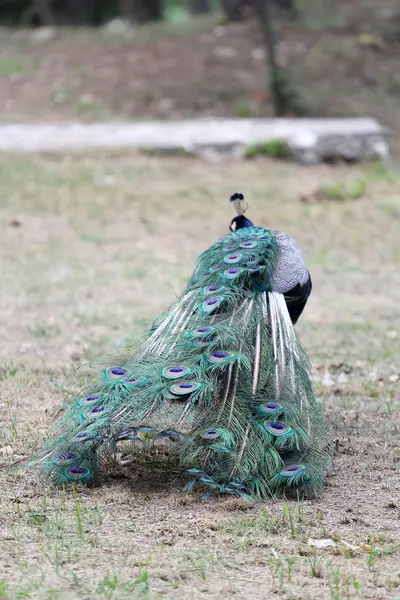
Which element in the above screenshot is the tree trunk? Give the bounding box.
[64,0,96,25]
[220,0,251,21]
[34,0,56,25]
[274,0,294,9]
[273,0,298,19]
[120,0,163,23]
[187,0,210,14]
[252,0,285,115]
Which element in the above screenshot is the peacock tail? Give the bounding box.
[31,201,333,500]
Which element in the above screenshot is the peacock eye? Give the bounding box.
[206,298,218,305]
[75,432,90,440]
[86,406,109,418]
[191,326,215,337]
[65,466,91,481]
[79,394,101,406]
[200,428,222,440]
[201,296,225,313]
[212,351,228,359]
[264,421,290,436]
[203,285,224,295]
[169,382,201,396]
[162,366,191,379]
[206,350,233,364]
[54,453,78,465]
[224,253,243,265]
[240,240,258,249]
[258,403,282,413]
[281,465,305,476]
[105,367,127,380]
[223,267,244,280]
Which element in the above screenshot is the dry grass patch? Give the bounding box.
[0,153,399,599]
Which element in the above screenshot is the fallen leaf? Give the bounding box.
[358,33,386,51]
[339,540,372,552]
[213,46,237,59]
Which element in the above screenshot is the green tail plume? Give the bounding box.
[31,225,333,499]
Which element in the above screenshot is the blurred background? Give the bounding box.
[0,0,399,150]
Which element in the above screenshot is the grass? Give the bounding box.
[0,152,399,599]
[0,54,32,77]
[244,138,291,159]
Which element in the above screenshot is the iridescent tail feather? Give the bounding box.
[30,225,333,499]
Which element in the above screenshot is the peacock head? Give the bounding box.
[229,192,254,231]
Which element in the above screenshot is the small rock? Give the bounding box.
[251,48,265,61]
[158,98,176,111]
[213,46,237,59]
[386,330,397,339]
[53,91,67,105]
[32,27,56,42]
[388,374,399,383]
[308,538,336,549]
[80,94,95,106]
[370,138,389,161]
[322,372,335,387]
[9,217,21,227]
[0,445,13,456]
[103,18,132,36]
[101,174,117,187]
[337,372,348,384]
[288,131,319,165]
[20,342,34,353]
[212,26,226,37]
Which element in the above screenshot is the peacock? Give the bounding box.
[31,193,333,500]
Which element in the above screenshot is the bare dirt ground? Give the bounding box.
[0,153,399,599]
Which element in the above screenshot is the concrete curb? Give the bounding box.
[0,117,389,163]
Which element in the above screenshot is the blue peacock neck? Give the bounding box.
[230,215,254,231]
